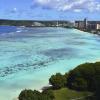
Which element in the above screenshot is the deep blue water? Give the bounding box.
[0,26,17,34]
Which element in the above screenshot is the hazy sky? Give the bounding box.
[0,0,100,20]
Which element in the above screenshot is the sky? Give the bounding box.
[0,0,100,20]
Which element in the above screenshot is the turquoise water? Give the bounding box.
[0,26,100,100]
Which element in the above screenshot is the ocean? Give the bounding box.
[0,26,100,100]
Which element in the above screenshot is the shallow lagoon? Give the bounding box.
[0,26,100,100]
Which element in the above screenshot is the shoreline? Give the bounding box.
[14,59,100,99]
[75,28,100,35]
[0,27,100,100]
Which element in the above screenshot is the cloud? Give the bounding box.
[87,1,100,12]
[10,8,17,13]
[32,0,100,12]
[73,9,82,13]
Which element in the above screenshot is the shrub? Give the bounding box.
[49,73,66,89]
[72,78,88,91]
[95,75,100,100]
[19,89,38,100]
[42,90,55,99]
[19,89,54,100]
[67,62,100,91]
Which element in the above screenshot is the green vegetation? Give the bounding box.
[53,88,92,100]
[19,62,100,100]
[49,62,100,100]
[49,73,66,89]
[19,89,54,100]
[0,19,33,26]
[67,62,100,91]
[95,75,100,100]
[0,19,72,27]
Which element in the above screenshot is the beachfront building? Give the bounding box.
[75,21,85,29]
[75,18,87,30]
[84,18,88,29]
[88,21,100,30]
[97,24,100,30]
[75,19,100,31]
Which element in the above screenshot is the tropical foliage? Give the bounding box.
[19,89,54,100]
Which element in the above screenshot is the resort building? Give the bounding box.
[75,19,100,30]
[75,18,87,30]
[97,24,100,30]
[75,21,85,29]
[88,21,100,30]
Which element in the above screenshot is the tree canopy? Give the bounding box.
[19,89,54,100]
